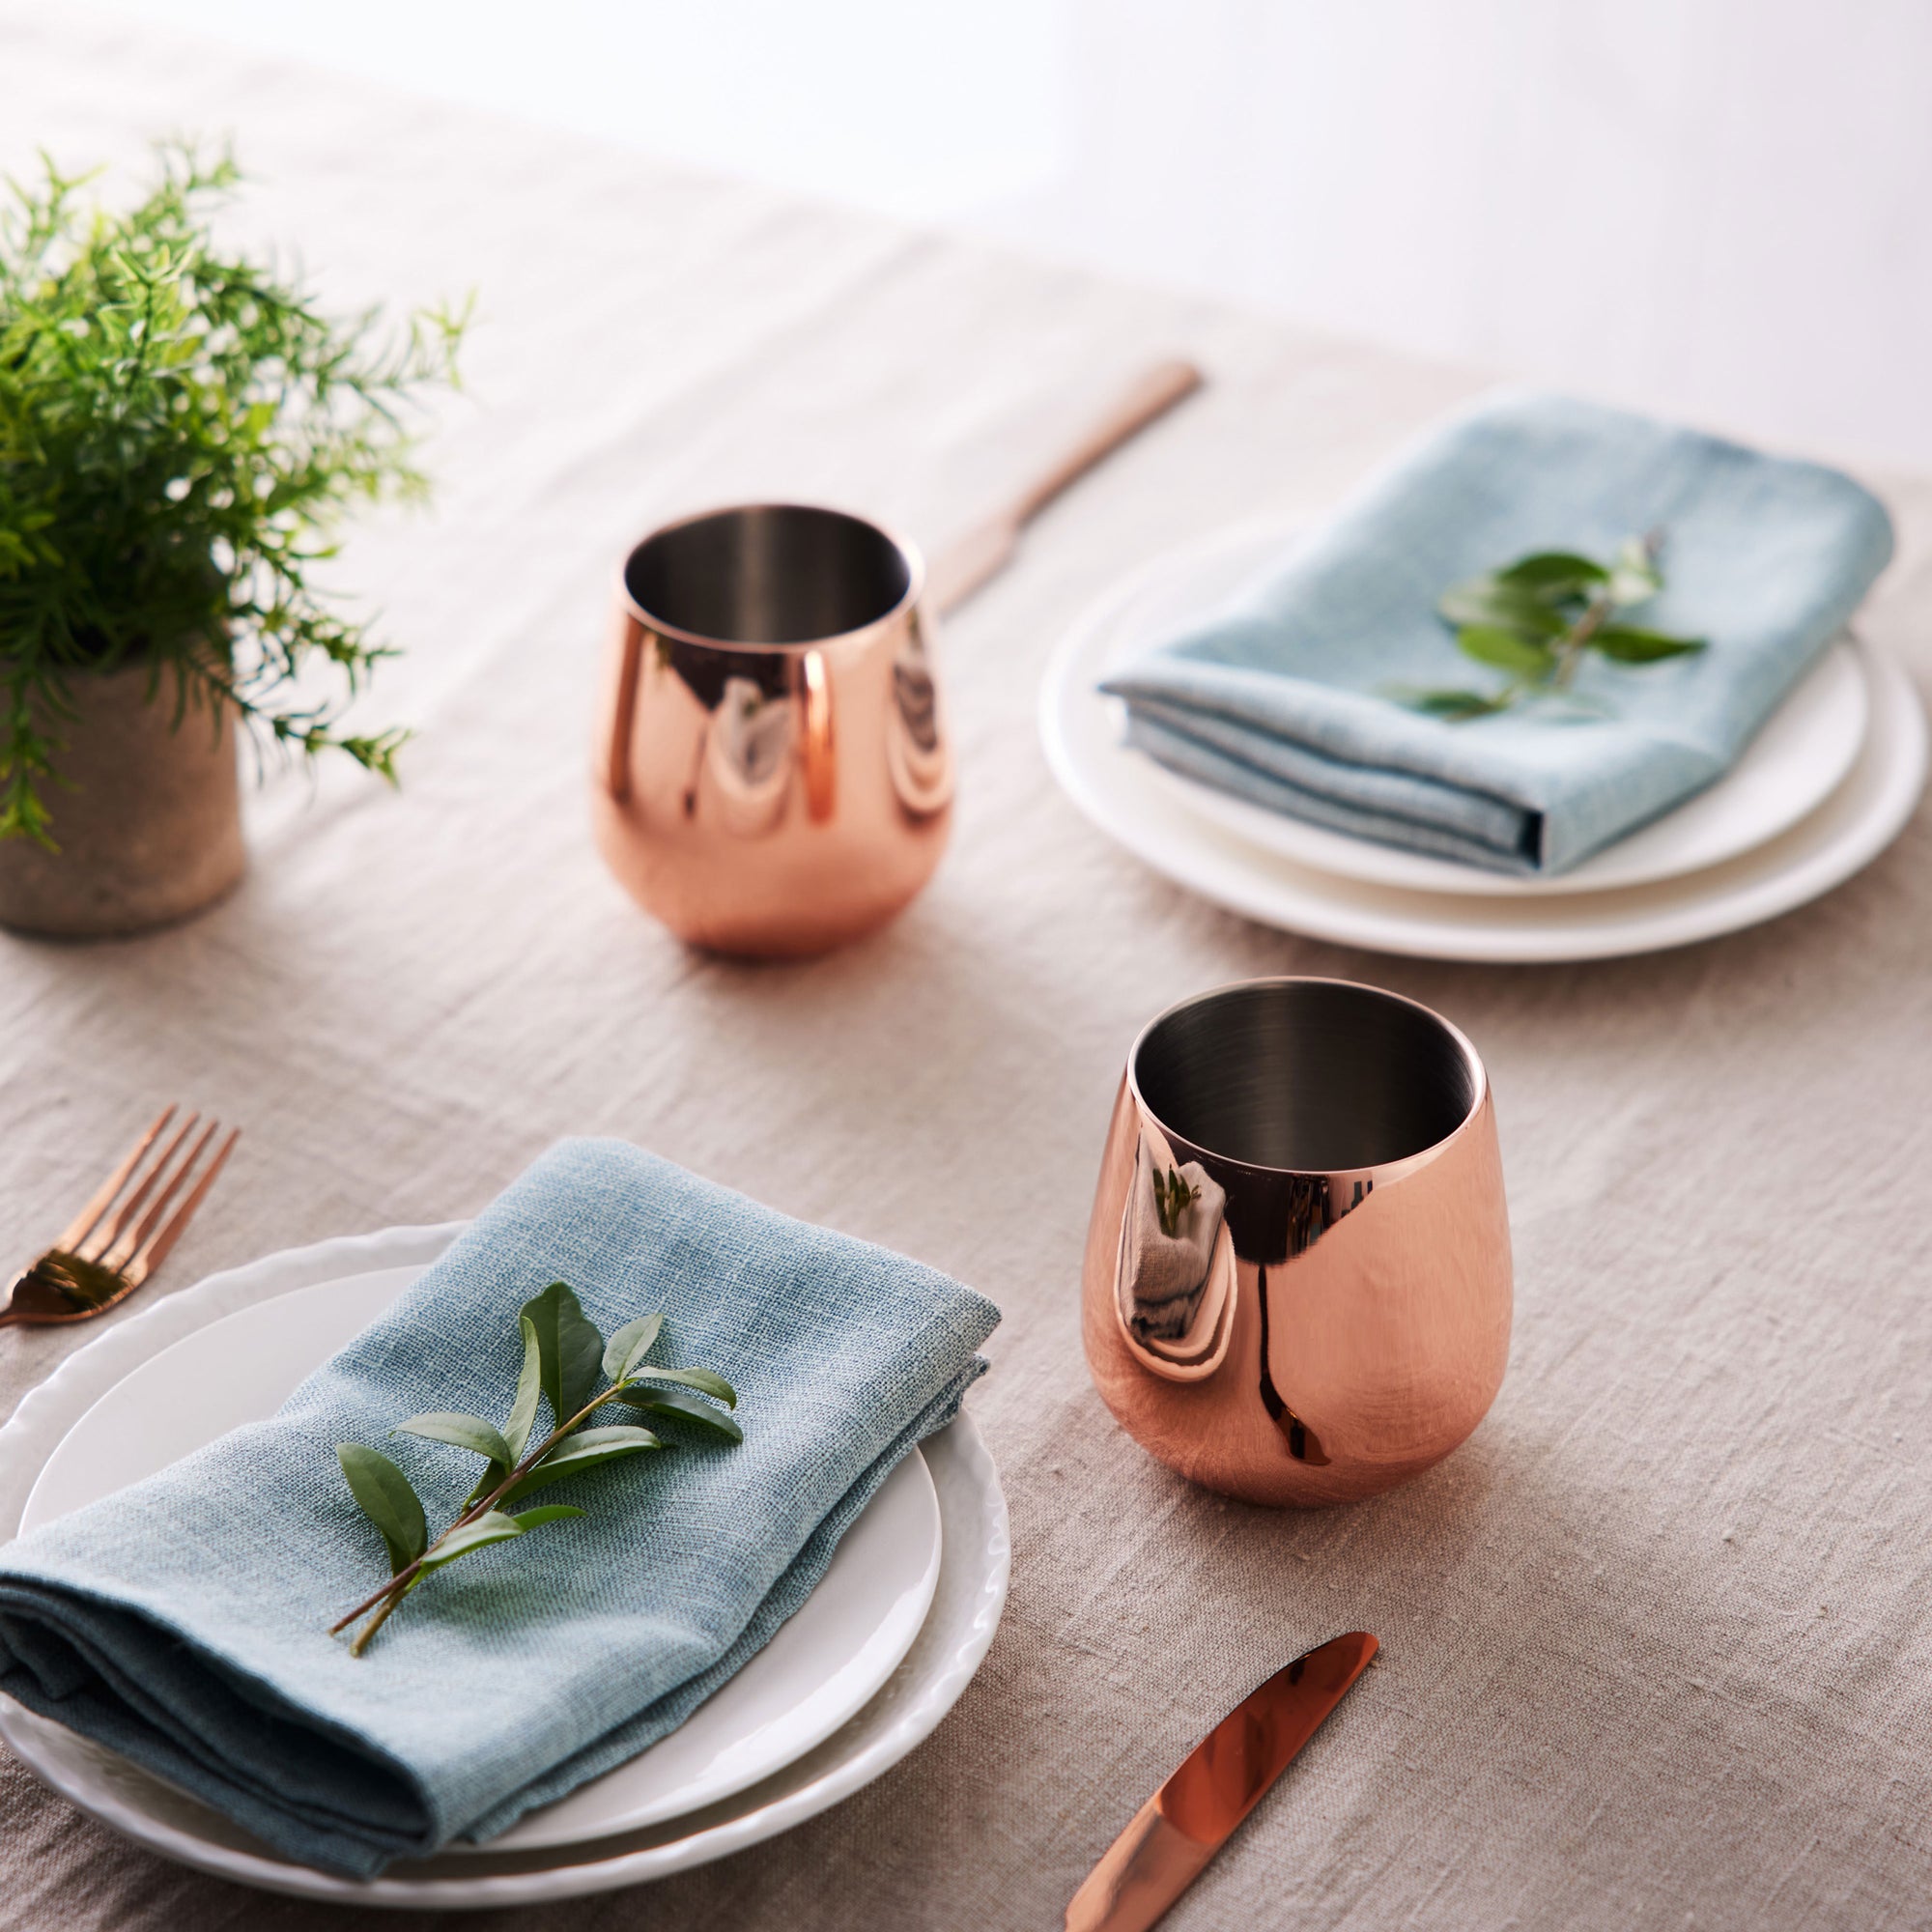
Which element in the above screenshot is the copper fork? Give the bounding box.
[2,1107,241,1328]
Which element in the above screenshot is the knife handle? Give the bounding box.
[1064,1796,1216,1932]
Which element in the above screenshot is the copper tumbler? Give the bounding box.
[592,504,953,956]
[1083,979,1511,1506]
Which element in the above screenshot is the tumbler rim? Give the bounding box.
[1125,975,1489,1179]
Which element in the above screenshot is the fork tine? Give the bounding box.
[102,1119,218,1274]
[52,1105,177,1253]
[124,1126,240,1289]
[80,1112,199,1264]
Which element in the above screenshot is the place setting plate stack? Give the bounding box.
[0,1217,1009,1909]
[1042,516,1927,963]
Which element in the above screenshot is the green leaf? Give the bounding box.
[504,1425,663,1503]
[336,1442,428,1575]
[1436,576,1569,637]
[521,1281,604,1431]
[1590,625,1706,664]
[418,1505,585,1574]
[1494,552,1608,594]
[1388,685,1513,721]
[617,1386,746,1443]
[503,1313,543,1462]
[510,1504,589,1530]
[628,1365,737,1408]
[1455,625,1556,677]
[418,1510,526,1572]
[540,1423,665,1456]
[394,1411,513,1467]
[603,1312,665,1383]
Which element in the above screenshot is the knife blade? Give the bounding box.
[1064,1631,1378,1932]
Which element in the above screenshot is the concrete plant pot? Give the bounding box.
[0,666,244,939]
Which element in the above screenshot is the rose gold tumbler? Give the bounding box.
[592,504,952,956]
[1083,979,1511,1506]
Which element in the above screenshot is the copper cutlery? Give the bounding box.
[923,355,1204,613]
[2,1105,240,1327]
[1065,1631,1378,1932]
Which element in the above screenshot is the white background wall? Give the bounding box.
[85,0,1932,467]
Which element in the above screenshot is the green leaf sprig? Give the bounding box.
[330,1281,742,1657]
[1395,531,1705,722]
[1151,1164,1201,1240]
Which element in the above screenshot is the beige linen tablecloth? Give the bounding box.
[4,14,1932,1929]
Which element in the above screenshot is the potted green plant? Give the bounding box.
[0,145,464,937]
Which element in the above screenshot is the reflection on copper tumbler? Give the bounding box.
[1083,978,1512,1506]
[592,504,952,957]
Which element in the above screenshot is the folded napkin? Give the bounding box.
[1102,391,1894,873]
[0,1139,998,1876]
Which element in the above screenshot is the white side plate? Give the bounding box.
[0,1226,1009,1908]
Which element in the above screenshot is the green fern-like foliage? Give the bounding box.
[0,142,467,844]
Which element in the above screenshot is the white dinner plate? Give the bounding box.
[1043,586,1926,961]
[0,1225,1009,1908]
[1051,516,1871,896]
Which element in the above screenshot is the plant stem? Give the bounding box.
[346,1577,412,1658]
[330,1379,636,1648]
[1550,590,1613,688]
[1550,530,1662,691]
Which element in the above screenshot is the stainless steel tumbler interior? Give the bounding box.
[1132,978,1484,1174]
[622,504,915,645]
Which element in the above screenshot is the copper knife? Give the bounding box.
[1064,1631,1378,1932]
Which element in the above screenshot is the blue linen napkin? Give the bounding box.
[1101,391,1894,873]
[0,1139,999,1877]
